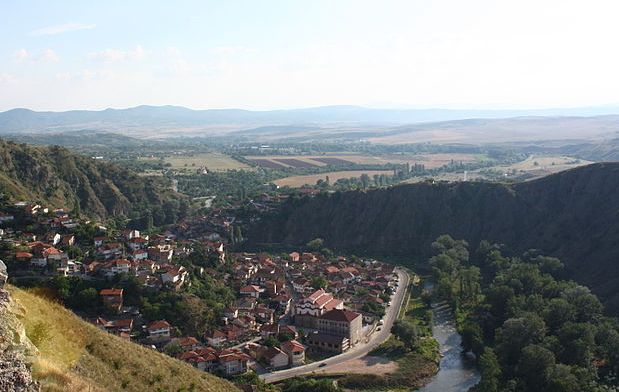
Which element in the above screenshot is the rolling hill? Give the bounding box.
[2,105,619,142]
[248,162,619,313]
[0,139,180,218]
[2,285,236,392]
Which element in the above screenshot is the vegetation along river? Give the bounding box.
[418,302,480,392]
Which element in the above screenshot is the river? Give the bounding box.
[417,301,480,392]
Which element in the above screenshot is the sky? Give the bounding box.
[1,0,619,111]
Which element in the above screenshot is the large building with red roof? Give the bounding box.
[294,288,344,328]
[317,309,363,346]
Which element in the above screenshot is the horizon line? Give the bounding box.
[3,103,619,114]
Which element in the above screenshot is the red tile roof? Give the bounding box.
[321,309,361,323]
[147,320,171,330]
[281,339,305,353]
[100,288,123,296]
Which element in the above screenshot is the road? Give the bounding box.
[260,267,410,383]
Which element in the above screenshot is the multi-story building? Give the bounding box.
[316,309,363,347]
[294,288,343,328]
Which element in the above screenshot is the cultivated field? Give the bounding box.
[246,153,481,170]
[274,170,394,188]
[164,153,249,171]
[502,155,591,172]
[404,155,592,183]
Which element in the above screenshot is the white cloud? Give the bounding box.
[13,48,59,63]
[88,46,147,63]
[14,49,30,63]
[29,23,96,36]
[40,49,59,63]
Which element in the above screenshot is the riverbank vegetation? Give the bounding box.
[338,279,439,390]
[430,234,619,392]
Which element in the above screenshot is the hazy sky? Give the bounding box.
[1,0,619,111]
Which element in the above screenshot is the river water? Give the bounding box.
[417,302,480,392]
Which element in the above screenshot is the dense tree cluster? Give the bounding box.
[430,235,619,392]
[176,170,281,206]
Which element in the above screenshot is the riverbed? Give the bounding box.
[417,302,480,392]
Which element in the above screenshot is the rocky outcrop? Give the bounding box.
[0,260,7,286]
[0,289,39,392]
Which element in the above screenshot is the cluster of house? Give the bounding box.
[0,201,398,378]
[167,251,397,375]
[2,202,224,292]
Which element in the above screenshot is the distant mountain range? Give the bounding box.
[3,105,619,138]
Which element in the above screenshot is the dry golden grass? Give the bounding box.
[504,155,592,171]
[274,170,394,188]
[164,153,250,171]
[9,286,237,392]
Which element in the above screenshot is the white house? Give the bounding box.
[205,330,227,348]
[146,320,171,343]
[262,346,289,370]
[239,285,264,298]
[161,266,188,287]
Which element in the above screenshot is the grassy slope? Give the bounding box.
[8,286,237,392]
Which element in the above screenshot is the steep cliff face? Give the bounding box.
[248,163,619,312]
[0,289,39,392]
[0,139,179,218]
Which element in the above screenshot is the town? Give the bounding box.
[0,200,403,380]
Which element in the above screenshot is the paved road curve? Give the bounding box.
[260,267,410,383]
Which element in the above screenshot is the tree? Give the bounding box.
[517,345,556,391]
[235,226,244,243]
[546,364,580,392]
[495,315,546,370]
[544,298,576,333]
[145,211,154,232]
[473,348,501,392]
[431,235,469,263]
[306,238,324,251]
[264,336,279,347]
[461,321,484,356]
[561,286,603,323]
[164,343,183,356]
[75,287,99,311]
[277,332,294,342]
[311,276,328,290]
[460,266,481,302]
[360,174,370,189]
[391,320,419,350]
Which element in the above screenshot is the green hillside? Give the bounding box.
[248,162,619,313]
[0,139,180,218]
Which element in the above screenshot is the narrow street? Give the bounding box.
[260,267,410,383]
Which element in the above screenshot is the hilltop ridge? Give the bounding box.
[0,139,181,219]
[248,162,619,312]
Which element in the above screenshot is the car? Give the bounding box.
[318,363,327,367]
